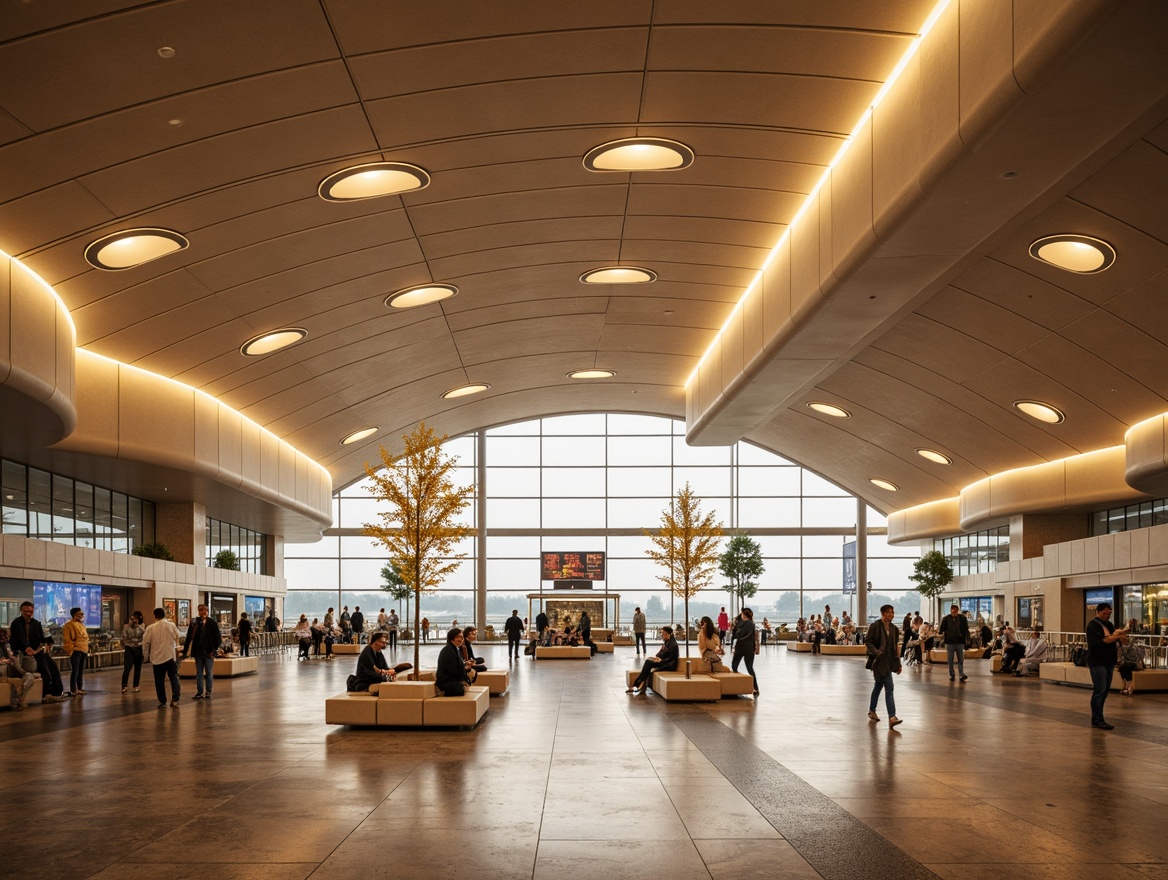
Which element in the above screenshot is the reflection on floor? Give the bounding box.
[2,643,1166,880]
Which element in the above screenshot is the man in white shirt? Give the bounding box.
[142,606,182,708]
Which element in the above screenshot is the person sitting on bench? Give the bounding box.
[1014,629,1048,676]
[626,626,679,694]
[437,628,473,696]
[461,626,487,674]
[352,631,412,692]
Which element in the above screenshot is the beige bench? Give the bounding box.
[787,642,812,652]
[626,665,754,698]
[1039,662,1168,692]
[820,644,866,656]
[594,642,614,653]
[651,671,720,701]
[330,643,361,655]
[325,681,489,727]
[178,655,259,678]
[472,670,510,695]
[535,646,591,659]
[1,677,43,707]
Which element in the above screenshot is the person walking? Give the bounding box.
[62,607,89,696]
[866,604,903,729]
[237,612,252,657]
[1086,602,1125,729]
[143,607,182,708]
[632,607,647,655]
[504,609,524,660]
[420,616,430,643]
[937,603,969,682]
[386,609,399,650]
[121,610,146,693]
[731,608,760,696]
[717,607,729,644]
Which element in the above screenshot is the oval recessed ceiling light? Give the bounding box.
[318,162,430,201]
[385,283,458,310]
[84,228,189,270]
[1014,400,1065,424]
[869,478,899,492]
[916,448,952,465]
[442,383,490,400]
[240,328,307,357]
[579,266,657,284]
[340,427,379,446]
[807,402,850,419]
[1028,235,1115,274]
[583,137,694,172]
[568,369,616,379]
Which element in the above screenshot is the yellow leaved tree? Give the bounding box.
[363,422,475,673]
[644,483,723,656]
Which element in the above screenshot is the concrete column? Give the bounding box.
[155,501,206,565]
[476,430,487,629]
[267,534,284,579]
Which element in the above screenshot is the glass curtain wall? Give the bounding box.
[205,518,267,574]
[284,415,921,630]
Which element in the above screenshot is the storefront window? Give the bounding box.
[1017,596,1043,631]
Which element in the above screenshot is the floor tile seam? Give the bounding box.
[664,705,944,880]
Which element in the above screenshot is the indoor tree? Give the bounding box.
[644,483,724,656]
[718,533,764,620]
[380,561,412,636]
[909,550,954,621]
[364,422,475,673]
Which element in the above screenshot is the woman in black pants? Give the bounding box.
[732,608,759,696]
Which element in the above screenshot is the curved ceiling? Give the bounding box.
[2,1,1167,518]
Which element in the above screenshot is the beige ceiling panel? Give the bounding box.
[139,317,282,388]
[1060,310,1168,409]
[431,241,617,280]
[218,363,320,413]
[72,272,215,346]
[642,71,876,135]
[350,28,648,99]
[410,186,627,237]
[214,238,426,314]
[0,62,358,205]
[422,217,623,261]
[1071,140,1168,244]
[0,0,338,130]
[455,314,606,366]
[240,265,427,332]
[599,324,715,358]
[408,158,602,207]
[0,106,31,148]
[0,1,142,42]
[78,106,377,217]
[627,184,803,225]
[116,365,196,468]
[617,240,767,271]
[1125,413,1168,497]
[652,0,936,33]
[946,259,1093,333]
[649,24,911,81]
[59,352,118,460]
[327,0,651,54]
[604,297,731,329]
[956,0,1023,149]
[365,74,644,146]
[86,296,242,365]
[622,216,782,250]
[185,211,416,292]
[872,315,1009,385]
[886,498,962,543]
[446,297,605,333]
[913,286,1050,356]
[403,128,631,175]
[298,318,460,379]
[870,44,924,240]
[1106,269,1168,347]
[636,156,824,195]
[0,183,115,259]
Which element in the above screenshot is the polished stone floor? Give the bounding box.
[3,642,1167,880]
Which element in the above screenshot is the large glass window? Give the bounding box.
[934,525,1010,576]
[205,517,267,574]
[284,415,922,629]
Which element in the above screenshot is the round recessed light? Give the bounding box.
[916,448,952,465]
[568,369,616,379]
[84,228,189,270]
[583,137,694,172]
[385,283,458,310]
[1028,235,1115,274]
[442,383,490,400]
[807,402,850,419]
[579,266,657,284]
[157,47,176,59]
[318,162,430,201]
[340,427,379,446]
[869,478,899,492]
[1014,400,1065,424]
[240,328,307,357]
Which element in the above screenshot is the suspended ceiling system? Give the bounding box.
[2,0,1168,529]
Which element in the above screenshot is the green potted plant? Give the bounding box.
[213,549,240,570]
[133,542,174,561]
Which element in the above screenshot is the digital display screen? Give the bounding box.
[34,580,102,627]
[540,551,605,581]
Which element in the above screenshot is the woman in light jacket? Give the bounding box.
[698,616,727,672]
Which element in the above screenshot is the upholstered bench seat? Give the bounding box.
[473,670,510,695]
[820,644,867,656]
[326,681,490,727]
[1037,662,1164,691]
[330,644,361,655]
[594,642,614,653]
[711,672,755,695]
[535,646,591,659]
[787,642,812,652]
[423,685,489,726]
[1,677,43,707]
[178,655,259,678]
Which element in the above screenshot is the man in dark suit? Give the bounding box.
[182,604,222,701]
[436,627,472,696]
[352,632,412,691]
[627,626,678,694]
[504,609,524,660]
